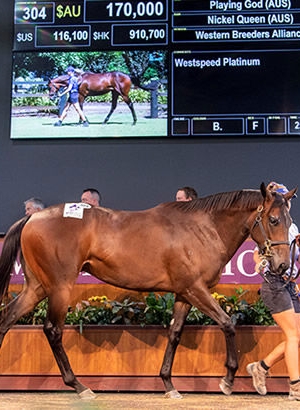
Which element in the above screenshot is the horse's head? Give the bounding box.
[48,79,59,101]
[250,182,297,275]
[48,75,69,101]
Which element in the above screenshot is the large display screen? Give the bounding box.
[11,0,300,139]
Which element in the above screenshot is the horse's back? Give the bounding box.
[81,71,131,92]
[82,71,130,81]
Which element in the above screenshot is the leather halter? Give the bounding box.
[49,81,62,98]
[251,204,290,258]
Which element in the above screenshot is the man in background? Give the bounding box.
[176,186,198,202]
[81,188,101,207]
[24,197,45,216]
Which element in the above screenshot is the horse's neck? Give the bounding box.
[214,207,257,260]
[57,75,68,85]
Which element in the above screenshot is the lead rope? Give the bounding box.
[254,205,271,284]
[284,239,297,287]
[282,239,300,293]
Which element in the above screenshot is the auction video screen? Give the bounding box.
[11,0,300,138]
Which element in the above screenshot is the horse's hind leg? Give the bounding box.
[127,101,137,125]
[122,95,137,125]
[0,282,46,345]
[160,298,191,399]
[43,290,96,400]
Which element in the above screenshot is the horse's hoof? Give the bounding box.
[219,377,233,395]
[165,390,183,399]
[78,388,97,400]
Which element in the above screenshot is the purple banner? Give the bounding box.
[0,238,261,284]
[219,240,258,284]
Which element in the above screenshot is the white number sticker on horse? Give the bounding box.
[63,203,91,219]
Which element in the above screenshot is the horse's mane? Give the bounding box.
[49,74,69,83]
[163,190,263,213]
[50,72,83,83]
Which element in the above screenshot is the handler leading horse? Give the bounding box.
[0,183,296,399]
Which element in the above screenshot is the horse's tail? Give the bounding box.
[130,76,159,91]
[0,216,30,303]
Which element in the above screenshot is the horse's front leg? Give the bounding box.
[218,319,238,395]
[182,284,238,395]
[160,299,191,399]
[103,91,118,124]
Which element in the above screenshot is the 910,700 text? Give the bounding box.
[129,28,166,40]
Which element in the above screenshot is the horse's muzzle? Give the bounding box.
[270,261,289,276]
[278,261,290,275]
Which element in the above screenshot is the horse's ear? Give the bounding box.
[260,182,272,201]
[260,182,267,198]
[284,187,298,201]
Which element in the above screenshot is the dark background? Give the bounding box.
[173,50,300,115]
[1,1,299,233]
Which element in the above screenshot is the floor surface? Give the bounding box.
[0,392,298,410]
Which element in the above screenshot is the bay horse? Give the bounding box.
[0,183,296,400]
[48,72,153,125]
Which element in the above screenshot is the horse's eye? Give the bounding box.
[269,216,279,226]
